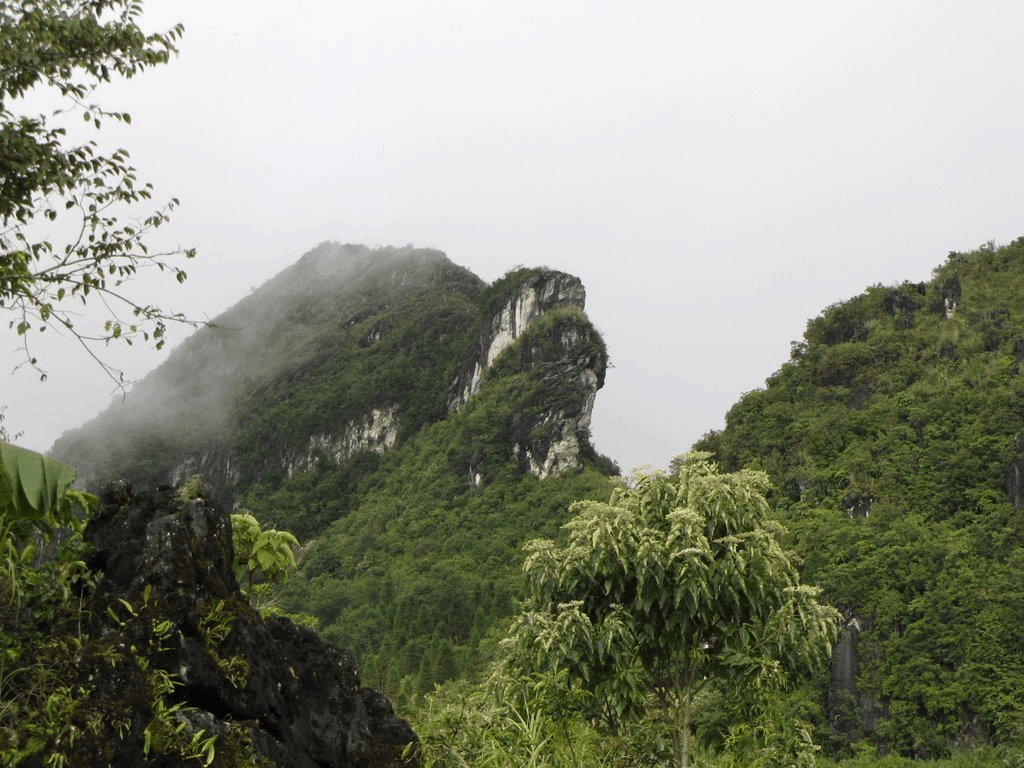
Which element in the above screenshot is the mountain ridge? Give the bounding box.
[51,243,611,500]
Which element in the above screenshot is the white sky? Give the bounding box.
[4,0,1024,473]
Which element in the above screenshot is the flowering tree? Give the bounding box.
[504,454,839,767]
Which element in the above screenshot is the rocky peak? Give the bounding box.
[447,270,587,410]
[507,318,606,481]
[53,251,613,515]
[452,270,607,482]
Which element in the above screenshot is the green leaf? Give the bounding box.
[0,440,80,532]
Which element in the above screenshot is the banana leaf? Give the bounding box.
[0,441,95,541]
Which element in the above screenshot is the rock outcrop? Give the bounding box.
[169,442,240,489]
[447,271,588,410]
[828,614,879,741]
[52,481,416,768]
[279,406,400,478]
[503,312,606,480]
[450,270,605,481]
[171,406,402,487]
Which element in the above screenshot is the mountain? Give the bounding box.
[694,238,1024,757]
[51,242,619,696]
[53,243,615,505]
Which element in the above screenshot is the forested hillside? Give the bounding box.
[52,242,488,496]
[44,238,1024,763]
[50,242,620,701]
[695,239,1024,757]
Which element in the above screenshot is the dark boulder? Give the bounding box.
[55,481,417,768]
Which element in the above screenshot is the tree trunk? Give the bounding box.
[674,670,694,768]
[681,687,693,768]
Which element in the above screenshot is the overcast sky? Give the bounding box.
[4,0,1024,473]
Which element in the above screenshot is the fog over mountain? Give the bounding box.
[49,244,616,506]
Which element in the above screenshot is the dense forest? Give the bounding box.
[695,238,1024,758]
[8,239,1024,766]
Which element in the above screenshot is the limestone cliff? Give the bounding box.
[169,405,401,487]
[447,270,603,482]
[447,270,588,409]
[50,245,614,521]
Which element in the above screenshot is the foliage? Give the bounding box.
[500,456,839,767]
[199,597,250,690]
[175,472,214,503]
[1,0,198,384]
[0,440,94,542]
[817,743,1021,768]
[411,664,830,767]
[697,238,1024,756]
[107,585,219,766]
[410,676,646,768]
[230,510,298,609]
[0,441,97,638]
[0,405,20,442]
[277,438,617,700]
[0,444,98,764]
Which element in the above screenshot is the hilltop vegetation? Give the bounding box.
[696,238,1024,757]
[51,243,488,493]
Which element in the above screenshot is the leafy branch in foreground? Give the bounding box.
[0,0,197,385]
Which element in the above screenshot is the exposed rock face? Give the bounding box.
[506,317,606,480]
[169,407,401,497]
[61,482,416,768]
[170,442,240,488]
[280,406,399,479]
[843,493,874,518]
[1005,434,1024,510]
[451,270,605,481]
[828,614,879,742]
[448,271,588,410]
[942,274,961,318]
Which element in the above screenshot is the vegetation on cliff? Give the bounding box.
[695,239,1024,758]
